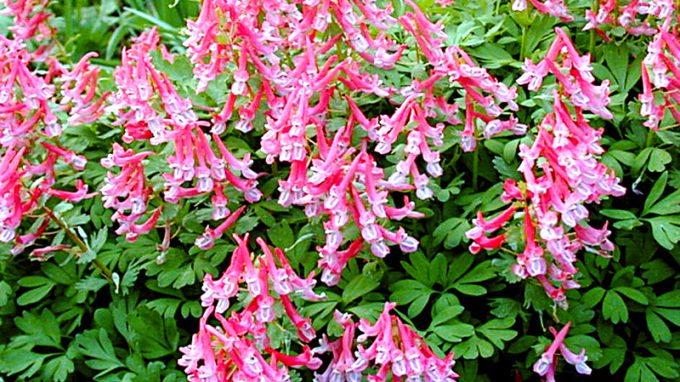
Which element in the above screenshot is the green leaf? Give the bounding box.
[601,209,638,221]
[649,215,680,249]
[0,280,11,306]
[655,308,680,326]
[13,310,62,349]
[391,280,428,305]
[448,259,494,296]
[402,252,434,285]
[433,218,467,248]
[41,262,77,284]
[17,283,55,306]
[603,44,629,89]
[17,275,53,288]
[431,305,465,327]
[656,290,680,308]
[452,283,487,296]
[75,276,109,292]
[602,290,628,324]
[428,253,447,286]
[582,287,606,308]
[42,355,74,382]
[477,318,517,350]
[508,335,537,354]
[147,298,182,318]
[0,349,48,377]
[646,310,671,343]
[648,148,671,172]
[407,293,430,318]
[633,147,653,174]
[267,221,295,249]
[489,298,521,319]
[640,259,675,285]
[235,213,259,234]
[452,335,495,359]
[647,355,680,379]
[342,274,380,303]
[614,287,649,305]
[643,172,668,215]
[469,43,514,69]
[74,328,125,372]
[647,190,680,216]
[456,261,496,284]
[624,358,658,382]
[129,306,180,359]
[434,323,475,342]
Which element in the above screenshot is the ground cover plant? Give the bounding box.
[0,0,679,381]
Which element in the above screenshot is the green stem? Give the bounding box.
[520,25,527,60]
[472,147,479,190]
[43,207,114,283]
[589,1,597,58]
[646,129,655,147]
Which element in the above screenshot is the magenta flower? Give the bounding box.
[184,234,325,381]
[533,322,592,380]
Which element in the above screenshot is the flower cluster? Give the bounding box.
[640,18,680,130]
[180,0,521,279]
[1,0,54,46]
[0,0,100,254]
[512,0,674,37]
[100,143,160,242]
[518,28,613,119]
[179,234,324,381]
[511,0,573,22]
[467,28,625,308]
[315,303,459,382]
[103,27,262,243]
[55,52,110,126]
[533,322,592,380]
[583,0,674,36]
[307,140,425,285]
[182,234,461,381]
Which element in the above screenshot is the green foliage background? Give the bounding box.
[1,0,679,381]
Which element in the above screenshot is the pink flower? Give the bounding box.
[194,206,246,250]
[533,322,591,379]
[315,303,458,381]
[47,179,96,203]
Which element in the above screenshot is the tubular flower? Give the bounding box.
[533,322,592,381]
[100,143,159,242]
[180,234,325,381]
[0,0,100,254]
[469,28,625,309]
[583,0,672,36]
[525,0,574,21]
[180,0,520,276]
[518,28,613,119]
[640,18,680,130]
[314,303,459,382]
[103,28,262,242]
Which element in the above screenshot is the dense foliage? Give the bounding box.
[0,0,679,381]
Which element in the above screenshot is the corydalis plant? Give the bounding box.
[315,304,459,382]
[179,234,325,381]
[533,322,592,381]
[0,0,104,257]
[640,18,680,130]
[181,234,460,382]
[511,0,573,22]
[182,0,521,281]
[103,27,262,244]
[583,0,674,37]
[467,28,625,308]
